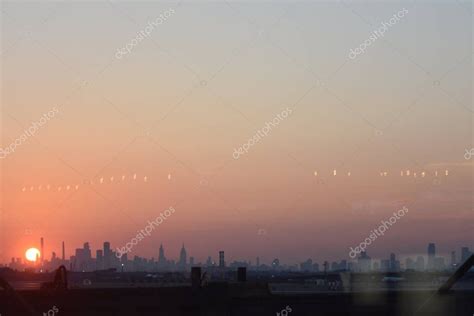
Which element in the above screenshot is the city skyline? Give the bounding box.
[4,237,472,273]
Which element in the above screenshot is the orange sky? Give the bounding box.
[1,1,473,264]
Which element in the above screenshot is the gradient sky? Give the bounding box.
[1,0,473,265]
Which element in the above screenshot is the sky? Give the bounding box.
[0,0,473,265]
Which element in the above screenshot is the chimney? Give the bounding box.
[40,237,44,265]
[62,241,65,261]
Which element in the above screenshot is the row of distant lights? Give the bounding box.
[21,174,173,192]
[20,170,450,192]
[313,170,449,177]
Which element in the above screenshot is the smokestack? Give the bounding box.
[40,237,44,265]
[62,241,65,261]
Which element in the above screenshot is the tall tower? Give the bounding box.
[428,243,436,270]
[62,241,65,261]
[158,244,166,263]
[219,251,225,268]
[104,242,111,269]
[179,244,187,269]
[40,237,44,266]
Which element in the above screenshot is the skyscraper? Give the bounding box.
[178,244,187,270]
[104,242,111,269]
[158,244,166,263]
[427,243,436,270]
[96,250,103,270]
[219,251,225,268]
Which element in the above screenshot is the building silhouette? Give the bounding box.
[178,244,187,270]
[427,243,436,270]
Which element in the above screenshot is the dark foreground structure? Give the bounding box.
[1,256,473,316]
[1,284,474,316]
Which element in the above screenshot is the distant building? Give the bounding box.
[312,262,320,272]
[434,257,445,271]
[219,251,225,268]
[178,244,187,270]
[416,256,425,271]
[357,252,371,272]
[300,259,313,272]
[339,260,348,271]
[158,244,166,262]
[96,250,103,270]
[372,261,380,271]
[427,243,436,270]
[406,257,415,270]
[104,242,111,269]
[389,253,400,272]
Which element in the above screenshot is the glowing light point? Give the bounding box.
[110,176,114,182]
[66,185,70,191]
[406,170,410,176]
[168,174,171,180]
[22,187,26,192]
[333,169,337,176]
[314,171,318,176]
[133,173,137,180]
[421,172,425,177]
[445,170,449,176]
[435,171,438,177]
[143,176,148,182]
[100,178,104,184]
[401,171,403,176]
[383,172,387,176]
[75,185,79,190]
[347,172,351,176]
[122,175,126,181]
[47,185,51,190]
[30,186,34,191]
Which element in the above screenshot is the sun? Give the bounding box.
[25,248,41,262]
